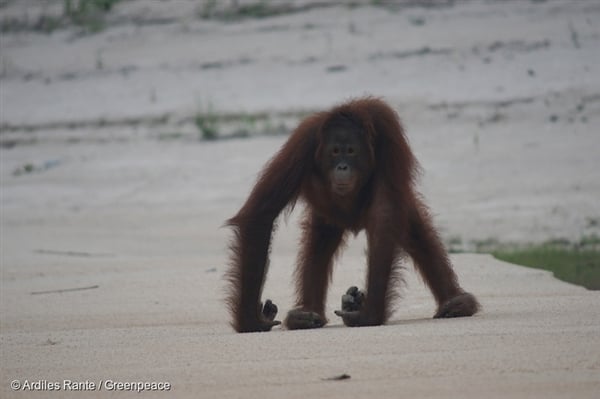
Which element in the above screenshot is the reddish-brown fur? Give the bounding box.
[226,97,479,333]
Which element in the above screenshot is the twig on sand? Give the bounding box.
[34,249,113,258]
[31,285,99,295]
[322,374,351,381]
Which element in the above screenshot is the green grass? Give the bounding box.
[493,244,600,290]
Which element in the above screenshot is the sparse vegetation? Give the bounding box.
[13,160,62,176]
[493,242,600,290]
[195,111,219,141]
[13,163,35,176]
[199,0,286,21]
[199,0,328,21]
[191,104,299,141]
[446,235,463,253]
[231,1,277,19]
[1,0,121,33]
[446,235,600,290]
[198,0,219,19]
[64,0,120,32]
[482,235,600,290]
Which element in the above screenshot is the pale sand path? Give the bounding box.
[1,139,599,398]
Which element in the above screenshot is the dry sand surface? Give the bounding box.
[1,1,599,398]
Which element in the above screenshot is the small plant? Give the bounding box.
[237,114,257,135]
[446,235,464,253]
[199,0,218,19]
[63,0,120,32]
[194,106,219,140]
[234,1,274,19]
[13,163,35,176]
[199,0,291,21]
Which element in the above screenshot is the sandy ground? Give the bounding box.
[1,0,600,398]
